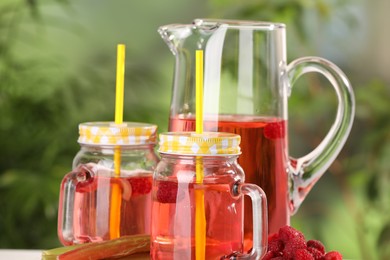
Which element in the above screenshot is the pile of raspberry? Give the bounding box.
[264,225,343,260]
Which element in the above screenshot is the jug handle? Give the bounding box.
[57,164,94,246]
[286,56,355,214]
[221,182,268,260]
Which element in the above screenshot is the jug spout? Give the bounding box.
[158,20,224,55]
[158,20,231,117]
[158,24,192,55]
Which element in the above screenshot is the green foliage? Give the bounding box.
[0,0,169,248]
[0,1,388,259]
[288,78,390,259]
[0,1,89,248]
[209,0,332,45]
[352,80,390,259]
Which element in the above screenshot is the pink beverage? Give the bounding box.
[58,122,159,246]
[151,177,243,259]
[169,115,288,244]
[162,18,355,254]
[58,164,153,244]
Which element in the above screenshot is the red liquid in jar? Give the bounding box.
[64,170,152,244]
[151,177,243,260]
[169,115,289,247]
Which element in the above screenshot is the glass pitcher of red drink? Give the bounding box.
[159,19,355,248]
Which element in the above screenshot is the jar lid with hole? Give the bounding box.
[78,122,157,146]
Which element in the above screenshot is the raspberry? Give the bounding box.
[270,226,341,260]
[264,121,286,139]
[307,247,323,260]
[307,240,326,255]
[156,180,178,203]
[262,251,284,260]
[268,233,284,253]
[129,176,152,196]
[278,225,305,243]
[283,236,307,259]
[295,249,315,260]
[324,251,343,260]
[268,232,279,242]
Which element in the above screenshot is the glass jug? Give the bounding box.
[151,132,268,259]
[159,18,355,246]
[58,122,159,245]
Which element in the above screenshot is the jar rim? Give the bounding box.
[78,121,157,146]
[158,131,241,156]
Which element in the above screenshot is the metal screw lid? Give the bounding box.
[158,132,241,156]
[78,122,157,145]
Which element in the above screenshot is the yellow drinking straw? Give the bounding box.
[195,49,206,260]
[110,44,126,239]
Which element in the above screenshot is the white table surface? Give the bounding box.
[0,250,42,260]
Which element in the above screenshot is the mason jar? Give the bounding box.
[151,132,267,260]
[58,122,158,245]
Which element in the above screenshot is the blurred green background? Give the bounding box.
[0,0,389,259]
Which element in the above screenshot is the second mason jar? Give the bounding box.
[151,132,268,260]
[58,122,159,245]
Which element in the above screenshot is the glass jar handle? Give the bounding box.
[230,183,268,260]
[286,56,355,214]
[57,165,94,245]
